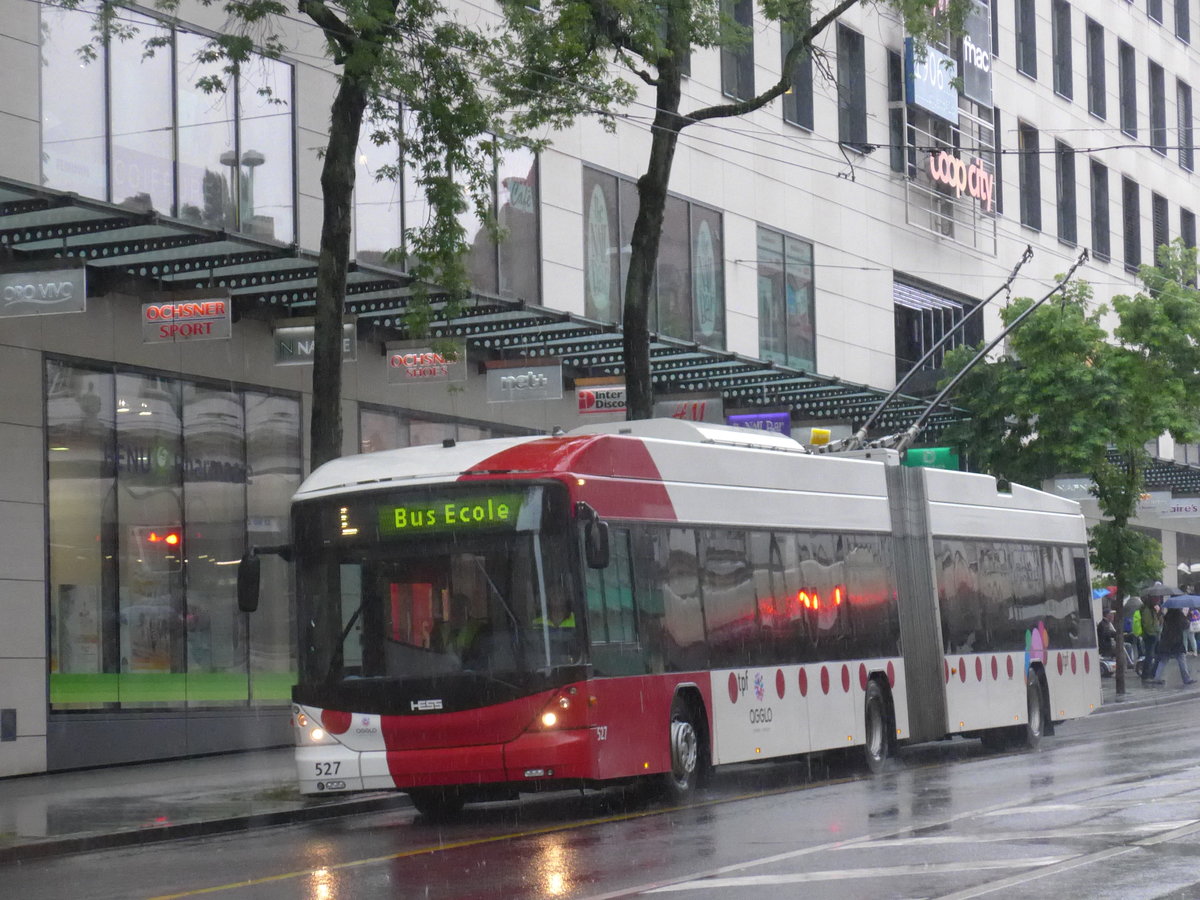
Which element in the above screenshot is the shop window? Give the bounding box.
[756,226,815,370]
[1091,160,1111,262]
[1086,19,1106,119]
[46,361,301,711]
[581,165,725,348]
[358,406,529,454]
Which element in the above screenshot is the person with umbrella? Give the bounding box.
[1150,598,1197,685]
[1136,591,1166,683]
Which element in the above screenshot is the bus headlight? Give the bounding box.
[541,712,558,728]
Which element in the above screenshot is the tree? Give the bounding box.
[503,0,972,419]
[51,0,619,469]
[941,242,1200,694]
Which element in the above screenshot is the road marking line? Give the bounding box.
[644,858,1067,892]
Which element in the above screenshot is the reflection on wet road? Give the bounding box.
[5,699,1200,900]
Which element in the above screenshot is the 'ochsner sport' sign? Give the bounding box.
[142,297,231,343]
[928,152,995,212]
[386,342,467,384]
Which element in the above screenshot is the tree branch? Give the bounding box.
[298,0,360,59]
[685,0,860,124]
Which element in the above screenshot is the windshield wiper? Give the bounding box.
[326,603,364,682]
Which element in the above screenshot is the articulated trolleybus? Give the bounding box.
[240,419,1099,817]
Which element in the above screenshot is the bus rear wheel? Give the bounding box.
[863,680,890,774]
[663,695,703,800]
[408,786,466,821]
[1021,673,1045,750]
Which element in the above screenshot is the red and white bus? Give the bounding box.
[241,419,1100,817]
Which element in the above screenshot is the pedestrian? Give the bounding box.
[1151,607,1196,685]
[1188,607,1200,655]
[1137,598,1162,683]
[1097,609,1118,657]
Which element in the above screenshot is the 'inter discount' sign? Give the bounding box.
[377,493,525,537]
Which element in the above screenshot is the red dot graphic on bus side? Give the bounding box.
[991,657,999,680]
[1057,653,1064,676]
[944,660,950,684]
[321,709,352,735]
[1084,653,1091,674]
[776,669,786,699]
[728,672,738,704]
[1071,653,1077,675]
[820,666,830,695]
[841,665,851,693]
[887,661,896,688]
[1007,656,1014,679]
[959,657,967,683]
[859,664,868,691]
[799,668,808,697]
[975,658,984,682]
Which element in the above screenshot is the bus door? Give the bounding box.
[585,527,645,676]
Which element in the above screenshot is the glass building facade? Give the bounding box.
[46,360,301,711]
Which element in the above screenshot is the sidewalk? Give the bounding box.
[3,672,1199,865]
[0,748,408,864]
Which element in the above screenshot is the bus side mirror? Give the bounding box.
[237,553,261,613]
[584,520,610,569]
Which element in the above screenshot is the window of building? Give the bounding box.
[41,7,297,244]
[1052,0,1073,99]
[1153,192,1169,260]
[1150,61,1168,155]
[721,0,755,101]
[837,25,869,151]
[359,407,530,454]
[1016,0,1038,78]
[1119,41,1138,137]
[1148,0,1164,24]
[1091,160,1111,262]
[1179,80,1195,171]
[757,227,816,370]
[1183,208,1197,248]
[1056,141,1077,245]
[993,108,1005,215]
[1019,122,1042,230]
[582,166,726,348]
[893,281,983,388]
[782,16,814,130]
[888,49,905,173]
[397,122,542,302]
[1086,18,1106,118]
[1178,0,1192,42]
[46,361,301,711]
[1123,176,1142,272]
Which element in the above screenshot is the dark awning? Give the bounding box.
[0,176,969,441]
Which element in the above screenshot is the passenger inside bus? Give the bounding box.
[433,592,489,665]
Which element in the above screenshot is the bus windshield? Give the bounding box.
[294,485,582,690]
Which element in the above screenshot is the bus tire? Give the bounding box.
[408,786,466,821]
[1021,672,1045,750]
[863,679,890,774]
[664,694,703,800]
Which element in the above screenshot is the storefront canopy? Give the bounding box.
[0,176,968,440]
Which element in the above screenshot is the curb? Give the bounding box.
[0,792,411,865]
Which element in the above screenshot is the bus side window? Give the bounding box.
[588,528,645,676]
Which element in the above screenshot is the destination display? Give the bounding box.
[374,492,527,538]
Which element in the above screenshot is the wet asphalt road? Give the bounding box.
[4,697,1200,900]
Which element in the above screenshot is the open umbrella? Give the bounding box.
[1161,594,1200,609]
[1142,583,1184,598]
